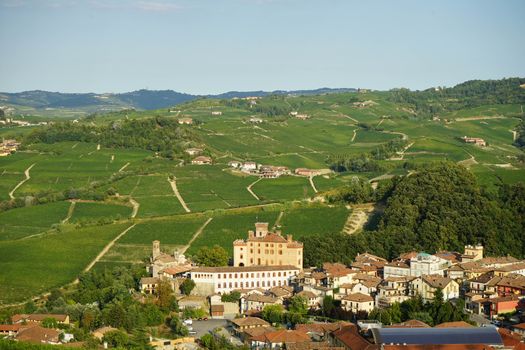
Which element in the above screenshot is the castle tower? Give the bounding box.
[152,240,160,260]
[255,222,269,237]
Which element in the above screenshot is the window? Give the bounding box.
[229,282,232,288]
[258,249,261,254]
[240,254,243,259]
[278,272,281,277]
[251,273,254,277]
[235,282,238,288]
[218,283,221,288]
[262,273,265,277]
[240,247,243,251]
[250,249,253,253]
[235,274,238,278]
[279,250,282,255]
[229,274,232,278]
[250,258,253,263]
[273,272,276,277]
[271,250,274,254]
[279,244,282,248]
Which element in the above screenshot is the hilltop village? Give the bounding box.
[5,222,525,349]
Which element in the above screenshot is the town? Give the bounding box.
[3,222,525,349]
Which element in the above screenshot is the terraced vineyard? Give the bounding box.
[1,83,524,304]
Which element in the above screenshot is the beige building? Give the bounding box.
[233,223,303,269]
[410,275,460,302]
[341,293,375,313]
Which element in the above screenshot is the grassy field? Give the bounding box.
[120,216,207,245]
[0,201,70,241]
[252,176,316,202]
[0,222,131,304]
[279,205,348,240]
[69,202,132,223]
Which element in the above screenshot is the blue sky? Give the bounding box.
[0,0,524,94]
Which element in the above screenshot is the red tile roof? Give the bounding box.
[434,321,474,328]
[252,329,311,344]
[331,324,374,350]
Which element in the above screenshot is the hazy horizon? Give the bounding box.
[1,0,524,94]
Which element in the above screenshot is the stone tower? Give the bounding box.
[152,240,161,260]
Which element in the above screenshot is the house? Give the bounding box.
[211,111,222,116]
[409,275,460,302]
[243,294,282,312]
[383,261,410,278]
[250,329,311,349]
[149,240,191,277]
[191,156,212,165]
[233,222,304,269]
[15,325,61,345]
[295,114,310,120]
[473,295,522,318]
[297,290,320,308]
[268,285,294,299]
[462,244,484,261]
[140,277,161,294]
[229,160,243,168]
[190,264,300,295]
[0,324,22,336]
[375,276,414,308]
[178,118,193,125]
[461,136,487,147]
[341,293,375,313]
[329,324,373,350]
[11,314,70,325]
[289,111,298,116]
[249,117,263,124]
[208,294,239,319]
[210,304,225,318]
[230,316,270,337]
[294,168,326,177]
[242,161,258,171]
[185,148,203,156]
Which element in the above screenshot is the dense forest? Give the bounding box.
[389,78,525,117]
[24,117,198,158]
[304,162,525,266]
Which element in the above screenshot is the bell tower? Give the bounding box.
[152,240,161,259]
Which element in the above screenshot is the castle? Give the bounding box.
[233,222,303,269]
[149,240,190,277]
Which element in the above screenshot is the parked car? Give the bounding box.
[183,319,193,325]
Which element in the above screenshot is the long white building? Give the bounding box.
[190,265,300,295]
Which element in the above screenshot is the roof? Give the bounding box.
[15,325,61,344]
[251,329,311,344]
[246,233,291,244]
[388,320,431,328]
[231,317,270,328]
[421,275,454,289]
[512,323,525,330]
[295,322,348,334]
[243,326,276,339]
[434,321,473,328]
[297,291,317,299]
[192,265,299,273]
[331,324,374,350]
[245,294,280,304]
[211,305,224,312]
[92,326,117,339]
[371,327,503,345]
[342,293,374,303]
[140,277,160,284]
[0,324,22,332]
[354,253,387,263]
[160,266,193,275]
[11,314,68,323]
[383,345,493,350]
[287,341,345,350]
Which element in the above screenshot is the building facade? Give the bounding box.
[233,223,303,269]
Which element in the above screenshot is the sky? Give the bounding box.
[0,0,524,94]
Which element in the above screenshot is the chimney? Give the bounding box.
[287,234,293,243]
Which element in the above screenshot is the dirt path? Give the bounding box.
[510,130,518,142]
[119,162,130,172]
[181,217,213,254]
[247,178,262,201]
[351,129,358,142]
[381,130,408,141]
[331,109,359,123]
[389,142,414,161]
[129,197,140,218]
[455,115,505,122]
[82,223,136,273]
[61,201,77,224]
[273,211,285,229]
[309,176,318,193]
[168,177,191,213]
[458,152,478,168]
[9,163,35,199]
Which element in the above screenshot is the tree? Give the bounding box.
[322,295,335,317]
[23,301,37,314]
[103,329,129,348]
[193,245,229,267]
[221,291,241,303]
[289,295,308,316]
[156,279,177,312]
[41,317,58,329]
[261,305,283,325]
[169,315,189,337]
[180,278,196,296]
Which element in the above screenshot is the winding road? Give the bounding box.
[168,177,191,213]
[9,163,36,199]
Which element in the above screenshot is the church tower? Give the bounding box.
[152,240,161,260]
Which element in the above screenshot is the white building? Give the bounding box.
[409,253,450,277]
[190,265,300,295]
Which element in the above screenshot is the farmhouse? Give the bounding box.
[259,165,290,178]
[191,156,212,165]
[11,314,70,325]
[233,222,304,269]
[295,168,325,177]
[190,265,300,295]
[461,136,487,147]
[249,117,263,124]
[229,160,243,168]
[242,161,258,171]
[295,114,310,120]
[0,139,20,156]
[211,111,222,115]
[185,147,203,156]
[178,118,193,125]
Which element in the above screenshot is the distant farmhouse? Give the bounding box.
[178,117,193,125]
[191,155,212,165]
[211,111,222,116]
[229,161,290,178]
[185,147,203,156]
[461,136,487,147]
[249,116,263,124]
[0,139,20,157]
